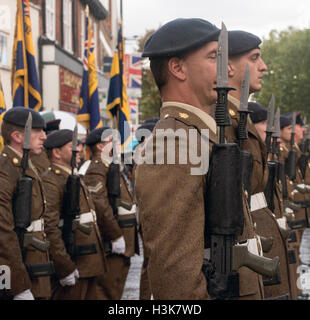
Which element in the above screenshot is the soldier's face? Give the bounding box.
[254,120,267,142]
[295,124,306,144]
[182,41,218,107]
[281,125,292,143]
[59,142,81,167]
[30,129,46,155]
[229,48,267,94]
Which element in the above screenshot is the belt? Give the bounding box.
[250,192,267,212]
[26,218,44,233]
[59,210,97,227]
[118,204,136,216]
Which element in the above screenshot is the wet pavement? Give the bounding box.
[121,235,144,300]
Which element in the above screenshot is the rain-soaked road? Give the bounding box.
[121,235,144,300]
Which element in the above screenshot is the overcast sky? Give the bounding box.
[121,0,310,53]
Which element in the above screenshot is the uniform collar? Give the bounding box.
[53,163,72,175]
[162,101,217,135]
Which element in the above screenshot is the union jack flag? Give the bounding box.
[125,54,142,97]
[128,97,138,114]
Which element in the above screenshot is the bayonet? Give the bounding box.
[272,108,280,139]
[216,22,229,88]
[265,94,275,156]
[214,22,235,143]
[266,94,275,133]
[21,113,32,174]
[239,64,250,112]
[70,124,78,174]
[238,65,251,147]
[291,112,296,135]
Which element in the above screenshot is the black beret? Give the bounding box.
[280,115,292,129]
[228,30,261,56]
[44,129,73,150]
[3,107,45,129]
[136,118,159,142]
[85,126,111,146]
[283,112,304,126]
[44,119,61,134]
[142,18,220,58]
[248,102,267,124]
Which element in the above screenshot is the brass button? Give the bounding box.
[179,112,189,119]
[13,157,19,164]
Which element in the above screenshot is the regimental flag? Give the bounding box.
[107,21,131,150]
[77,7,102,131]
[125,54,142,98]
[11,0,41,110]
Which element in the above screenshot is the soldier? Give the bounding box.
[0,107,52,300]
[42,129,106,300]
[134,118,159,300]
[82,126,138,300]
[134,18,267,300]
[225,31,292,300]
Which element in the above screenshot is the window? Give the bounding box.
[0,33,8,65]
[45,0,55,40]
[63,0,72,52]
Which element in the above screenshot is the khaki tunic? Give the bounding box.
[31,150,51,176]
[226,96,291,300]
[42,164,106,299]
[83,157,138,300]
[135,102,263,300]
[0,146,51,298]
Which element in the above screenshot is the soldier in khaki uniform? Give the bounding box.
[225,31,292,300]
[135,19,265,300]
[0,107,51,300]
[42,129,106,300]
[82,126,138,300]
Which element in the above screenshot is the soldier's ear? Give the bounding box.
[167,57,186,81]
[52,147,61,160]
[10,130,24,145]
[228,61,235,77]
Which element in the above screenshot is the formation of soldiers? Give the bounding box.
[1,17,310,300]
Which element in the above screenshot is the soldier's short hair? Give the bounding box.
[1,121,24,145]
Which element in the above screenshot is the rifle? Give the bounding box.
[13,113,54,278]
[62,125,94,258]
[264,107,280,213]
[204,24,279,299]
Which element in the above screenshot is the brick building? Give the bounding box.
[0,0,119,125]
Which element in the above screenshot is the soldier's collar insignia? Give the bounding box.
[164,114,169,119]
[55,169,61,174]
[229,109,236,117]
[179,112,189,119]
[13,157,19,165]
[2,153,7,157]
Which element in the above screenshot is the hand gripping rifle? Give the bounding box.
[204,24,279,299]
[13,113,54,278]
[237,64,253,208]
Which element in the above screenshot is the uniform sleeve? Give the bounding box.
[134,126,209,300]
[84,167,122,241]
[0,169,31,295]
[42,176,76,278]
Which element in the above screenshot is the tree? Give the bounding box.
[137,29,162,122]
[253,27,310,121]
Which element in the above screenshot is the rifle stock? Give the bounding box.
[232,245,279,278]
